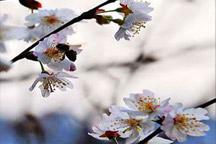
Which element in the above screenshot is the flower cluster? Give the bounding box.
[28,33,82,97]
[1,0,154,95]
[89,90,210,144]
[95,0,153,40]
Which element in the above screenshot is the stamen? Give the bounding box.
[43,15,61,25]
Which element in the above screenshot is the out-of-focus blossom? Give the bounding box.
[0,15,27,52]
[123,90,171,119]
[29,71,77,97]
[0,57,11,72]
[25,9,77,39]
[115,0,153,40]
[34,34,81,72]
[161,103,209,142]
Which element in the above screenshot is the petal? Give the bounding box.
[123,98,138,110]
[29,76,44,91]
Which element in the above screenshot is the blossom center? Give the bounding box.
[44,47,64,61]
[125,119,141,128]
[174,114,201,133]
[43,15,61,25]
[42,76,68,93]
[174,114,189,125]
[137,96,159,113]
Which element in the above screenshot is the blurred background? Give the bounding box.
[0,0,215,143]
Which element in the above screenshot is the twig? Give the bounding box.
[138,98,216,144]
[11,0,117,63]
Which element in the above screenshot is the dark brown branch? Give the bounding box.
[196,98,216,108]
[11,0,117,63]
[138,98,216,144]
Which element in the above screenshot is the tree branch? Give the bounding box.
[138,98,216,144]
[11,0,117,63]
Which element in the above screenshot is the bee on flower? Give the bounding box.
[29,71,77,97]
[114,0,153,41]
[33,34,82,72]
[25,8,77,40]
[161,103,210,142]
[123,90,172,120]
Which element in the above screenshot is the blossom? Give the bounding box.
[88,114,122,141]
[0,57,11,72]
[25,8,76,39]
[108,106,155,143]
[161,103,210,142]
[34,34,82,71]
[115,0,153,40]
[0,14,27,52]
[29,71,77,97]
[123,90,171,119]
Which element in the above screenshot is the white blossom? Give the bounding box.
[123,90,171,119]
[88,114,122,141]
[108,106,155,144]
[115,0,153,40]
[29,71,77,97]
[161,103,210,142]
[25,8,77,39]
[0,14,27,52]
[0,57,11,72]
[34,34,81,71]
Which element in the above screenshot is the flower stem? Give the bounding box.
[99,9,118,14]
[39,61,45,72]
[112,138,119,144]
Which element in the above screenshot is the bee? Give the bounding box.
[56,43,82,62]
